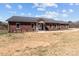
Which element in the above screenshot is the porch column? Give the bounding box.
[36,23,38,31]
[56,24,58,30]
[43,23,45,31]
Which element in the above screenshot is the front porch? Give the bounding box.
[32,21,69,31]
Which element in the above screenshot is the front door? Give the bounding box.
[38,23,44,31]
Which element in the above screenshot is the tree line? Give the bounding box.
[0,21,8,30]
[68,21,79,28]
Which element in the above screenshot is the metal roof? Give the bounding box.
[6,16,69,24]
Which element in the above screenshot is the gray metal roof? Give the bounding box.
[6,16,69,24]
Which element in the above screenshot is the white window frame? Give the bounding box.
[16,23,20,29]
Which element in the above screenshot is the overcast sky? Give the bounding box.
[0,3,79,22]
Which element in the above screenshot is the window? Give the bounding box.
[16,23,20,29]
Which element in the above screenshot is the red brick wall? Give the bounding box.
[8,22,33,32]
[8,22,69,32]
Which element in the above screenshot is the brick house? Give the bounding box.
[7,16,69,32]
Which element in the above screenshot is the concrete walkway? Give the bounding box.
[37,28,79,33]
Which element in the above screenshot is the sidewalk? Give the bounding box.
[37,28,79,33]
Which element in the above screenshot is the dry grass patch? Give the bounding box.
[0,30,79,55]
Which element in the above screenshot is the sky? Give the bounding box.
[0,3,79,22]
